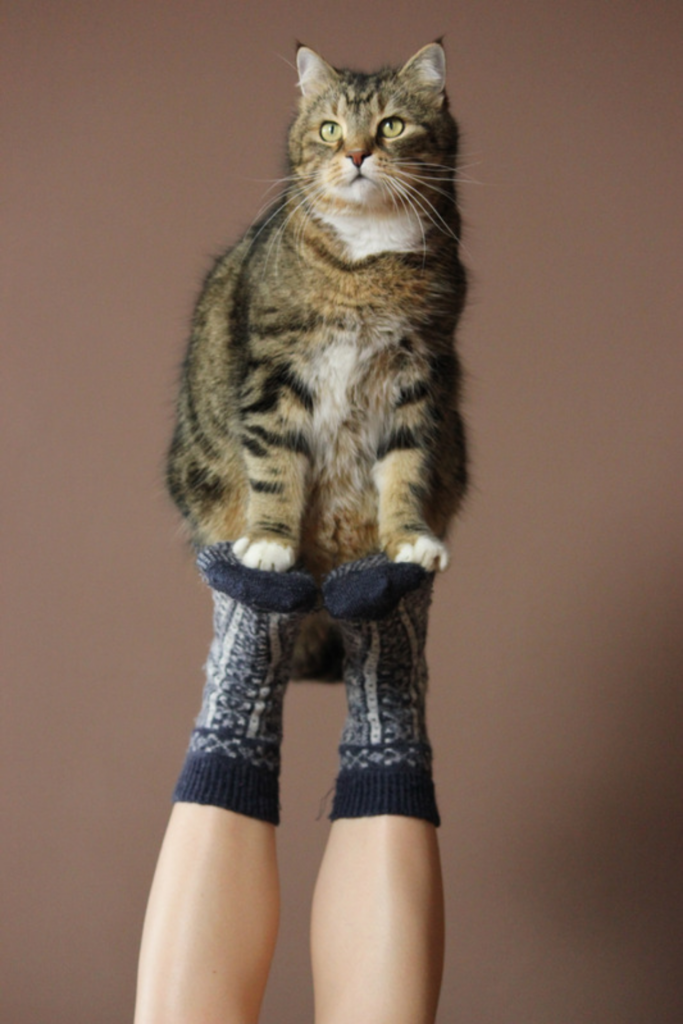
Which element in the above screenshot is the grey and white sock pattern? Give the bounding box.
[338,578,432,771]
[187,589,295,770]
[173,542,316,824]
[323,555,440,825]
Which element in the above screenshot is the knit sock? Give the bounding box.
[322,554,440,827]
[173,542,318,825]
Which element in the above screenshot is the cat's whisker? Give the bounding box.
[383,175,432,226]
[392,164,473,189]
[389,159,481,194]
[294,198,318,264]
[263,184,327,276]
[392,168,452,181]
[257,175,319,205]
[247,170,322,224]
[389,176,461,247]
[393,172,456,205]
[454,160,484,172]
[376,175,428,266]
[386,183,431,264]
[255,178,313,203]
[275,51,298,74]
[250,190,297,227]
[453,175,486,186]
[286,187,321,266]
[263,207,297,276]
[245,179,320,253]
[392,160,454,177]
[388,175,473,262]
[393,166,452,177]
[392,158,488,188]
[377,176,402,219]
[244,196,294,251]
[398,157,490,188]
[252,168,320,184]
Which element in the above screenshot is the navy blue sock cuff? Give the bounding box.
[173,751,281,825]
[197,542,318,614]
[330,769,441,827]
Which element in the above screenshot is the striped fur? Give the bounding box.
[167,42,468,603]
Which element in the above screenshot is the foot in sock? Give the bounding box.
[173,542,318,825]
[322,554,441,827]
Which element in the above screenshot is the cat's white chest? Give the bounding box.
[309,342,362,446]
[310,341,358,439]
[321,209,424,261]
[306,333,388,474]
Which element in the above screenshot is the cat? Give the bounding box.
[166,42,468,677]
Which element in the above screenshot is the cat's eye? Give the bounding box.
[320,121,343,143]
[378,117,405,139]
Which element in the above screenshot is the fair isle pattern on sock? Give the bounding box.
[322,555,441,826]
[173,543,317,825]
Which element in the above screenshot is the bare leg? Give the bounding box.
[311,816,445,1024]
[134,803,280,1024]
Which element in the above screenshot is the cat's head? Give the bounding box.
[288,43,459,224]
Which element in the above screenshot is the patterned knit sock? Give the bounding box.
[322,554,440,826]
[173,542,318,825]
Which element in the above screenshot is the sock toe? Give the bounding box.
[322,554,429,620]
[197,542,318,614]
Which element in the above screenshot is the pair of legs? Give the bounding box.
[134,545,445,1023]
[135,807,444,1024]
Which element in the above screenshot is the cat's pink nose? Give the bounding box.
[347,151,369,168]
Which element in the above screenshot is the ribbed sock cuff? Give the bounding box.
[330,769,440,827]
[173,752,281,825]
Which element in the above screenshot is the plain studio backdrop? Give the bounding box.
[2,2,682,1022]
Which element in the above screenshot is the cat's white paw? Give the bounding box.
[394,535,449,572]
[233,537,296,572]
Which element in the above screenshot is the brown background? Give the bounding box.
[3,1,682,1021]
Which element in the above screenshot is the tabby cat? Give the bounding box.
[167,42,468,675]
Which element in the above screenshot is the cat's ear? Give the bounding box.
[399,42,447,97]
[296,45,338,97]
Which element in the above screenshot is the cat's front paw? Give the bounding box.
[394,534,449,572]
[233,537,296,572]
